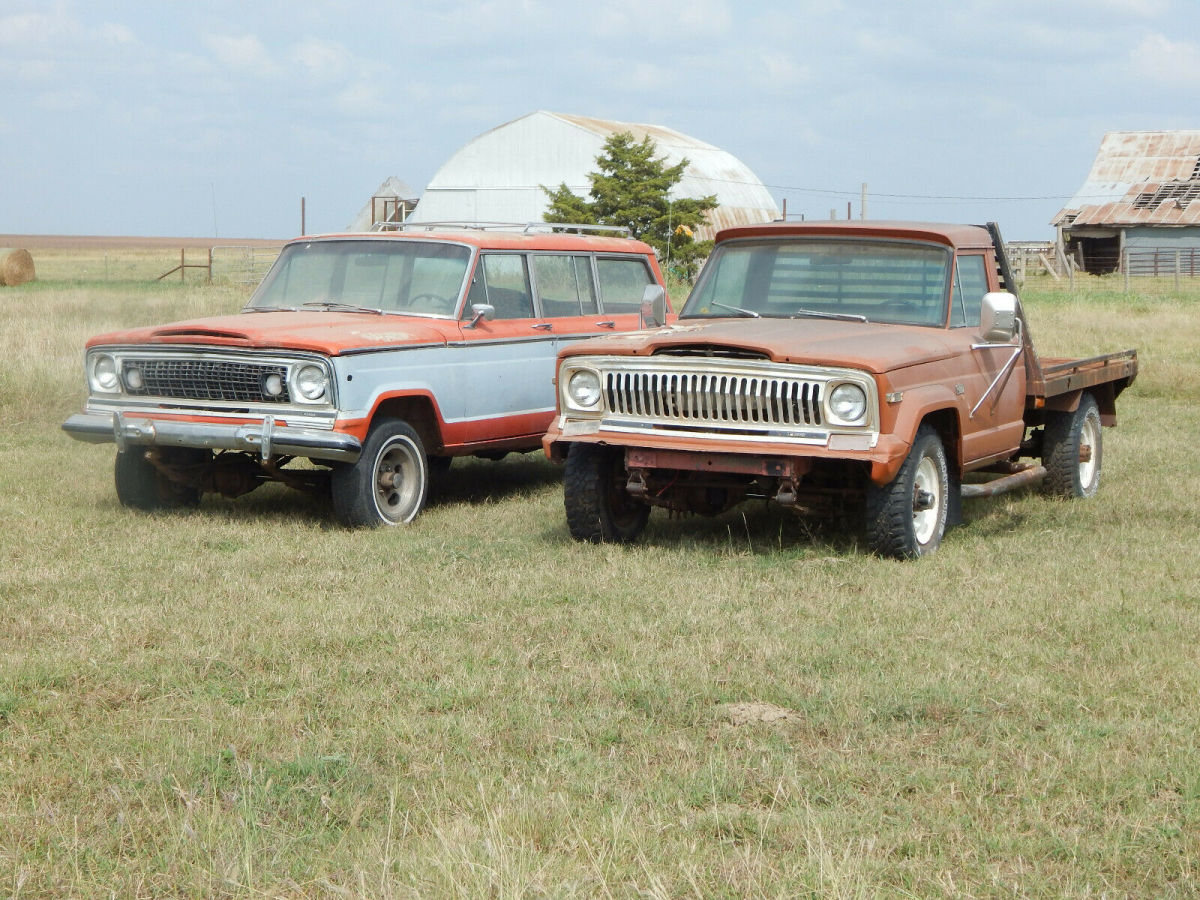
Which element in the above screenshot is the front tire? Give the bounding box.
[1042,393,1102,498]
[865,425,949,559]
[563,443,649,543]
[332,421,428,526]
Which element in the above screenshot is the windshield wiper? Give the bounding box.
[300,300,383,315]
[709,300,761,318]
[789,308,868,323]
[244,305,296,312]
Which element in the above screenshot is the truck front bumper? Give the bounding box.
[62,412,361,463]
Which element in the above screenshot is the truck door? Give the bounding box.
[953,253,1026,463]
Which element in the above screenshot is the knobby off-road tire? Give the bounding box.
[865,425,950,559]
[563,443,649,543]
[114,448,203,511]
[332,420,428,527]
[1042,393,1102,498]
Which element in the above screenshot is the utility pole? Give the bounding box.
[861,183,868,220]
[301,197,307,236]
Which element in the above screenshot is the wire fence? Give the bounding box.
[1010,244,1200,297]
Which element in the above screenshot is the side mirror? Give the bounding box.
[639,284,667,328]
[466,303,495,329]
[980,292,1018,343]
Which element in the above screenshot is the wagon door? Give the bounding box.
[452,252,558,446]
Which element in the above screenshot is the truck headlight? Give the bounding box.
[566,369,602,409]
[294,364,328,402]
[827,382,867,425]
[90,354,121,393]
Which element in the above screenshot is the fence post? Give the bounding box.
[1176,249,1181,292]
[1123,249,1129,293]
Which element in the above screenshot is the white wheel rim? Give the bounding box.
[1079,413,1100,491]
[912,456,942,545]
[374,438,422,523]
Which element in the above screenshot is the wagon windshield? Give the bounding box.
[248,239,472,317]
[681,238,952,327]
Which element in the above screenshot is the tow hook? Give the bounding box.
[775,479,797,507]
[626,469,648,497]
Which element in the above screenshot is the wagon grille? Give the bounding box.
[122,358,291,403]
[604,370,823,428]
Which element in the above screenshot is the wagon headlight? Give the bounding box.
[294,364,328,402]
[827,382,867,425]
[90,354,121,393]
[566,369,602,409]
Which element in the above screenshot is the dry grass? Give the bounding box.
[2,252,1199,897]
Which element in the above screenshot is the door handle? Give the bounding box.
[595,320,616,328]
[531,322,553,331]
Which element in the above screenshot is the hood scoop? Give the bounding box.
[652,344,769,361]
[151,326,251,341]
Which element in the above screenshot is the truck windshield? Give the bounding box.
[247,239,472,317]
[681,238,952,326]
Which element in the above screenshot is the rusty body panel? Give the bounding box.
[546,219,1139,557]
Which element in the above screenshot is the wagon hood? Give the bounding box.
[84,310,459,355]
[559,318,958,374]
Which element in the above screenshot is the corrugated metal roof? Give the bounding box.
[411,111,780,240]
[1053,131,1200,227]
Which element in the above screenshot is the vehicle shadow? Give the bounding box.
[426,452,561,507]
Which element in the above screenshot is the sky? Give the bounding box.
[1,0,1197,241]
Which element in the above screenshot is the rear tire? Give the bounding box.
[1042,394,1102,498]
[114,448,202,510]
[865,425,949,559]
[332,421,428,526]
[563,443,649,543]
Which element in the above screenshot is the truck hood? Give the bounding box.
[84,310,459,355]
[559,318,957,374]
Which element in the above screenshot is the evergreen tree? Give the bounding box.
[543,132,718,279]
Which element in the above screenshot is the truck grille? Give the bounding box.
[122,358,291,403]
[604,370,823,428]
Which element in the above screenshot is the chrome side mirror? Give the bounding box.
[980,292,1018,343]
[466,303,495,329]
[639,284,667,328]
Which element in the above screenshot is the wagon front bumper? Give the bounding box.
[62,411,361,462]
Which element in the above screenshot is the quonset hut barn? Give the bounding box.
[1052,130,1200,274]
[407,111,780,240]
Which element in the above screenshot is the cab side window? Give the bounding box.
[596,257,654,313]
[533,254,599,317]
[951,254,987,328]
[464,253,534,320]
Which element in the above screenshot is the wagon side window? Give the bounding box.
[465,253,534,320]
[951,254,987,328]
[532,254,598,316]
[596,257,654,313]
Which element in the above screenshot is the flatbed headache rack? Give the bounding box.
[371,221,632,236]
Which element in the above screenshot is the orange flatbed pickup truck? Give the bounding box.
[543,220,1137,558]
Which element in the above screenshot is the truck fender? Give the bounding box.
[873,385,964,484]
[1044,385,1118,425]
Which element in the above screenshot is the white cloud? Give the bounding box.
[290,38,352,81]
[1130,33,1200,82]
[202,33,279,78]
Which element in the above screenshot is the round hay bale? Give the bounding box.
[0,248,36,286]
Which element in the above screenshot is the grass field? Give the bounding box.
[2,252,1199,897]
